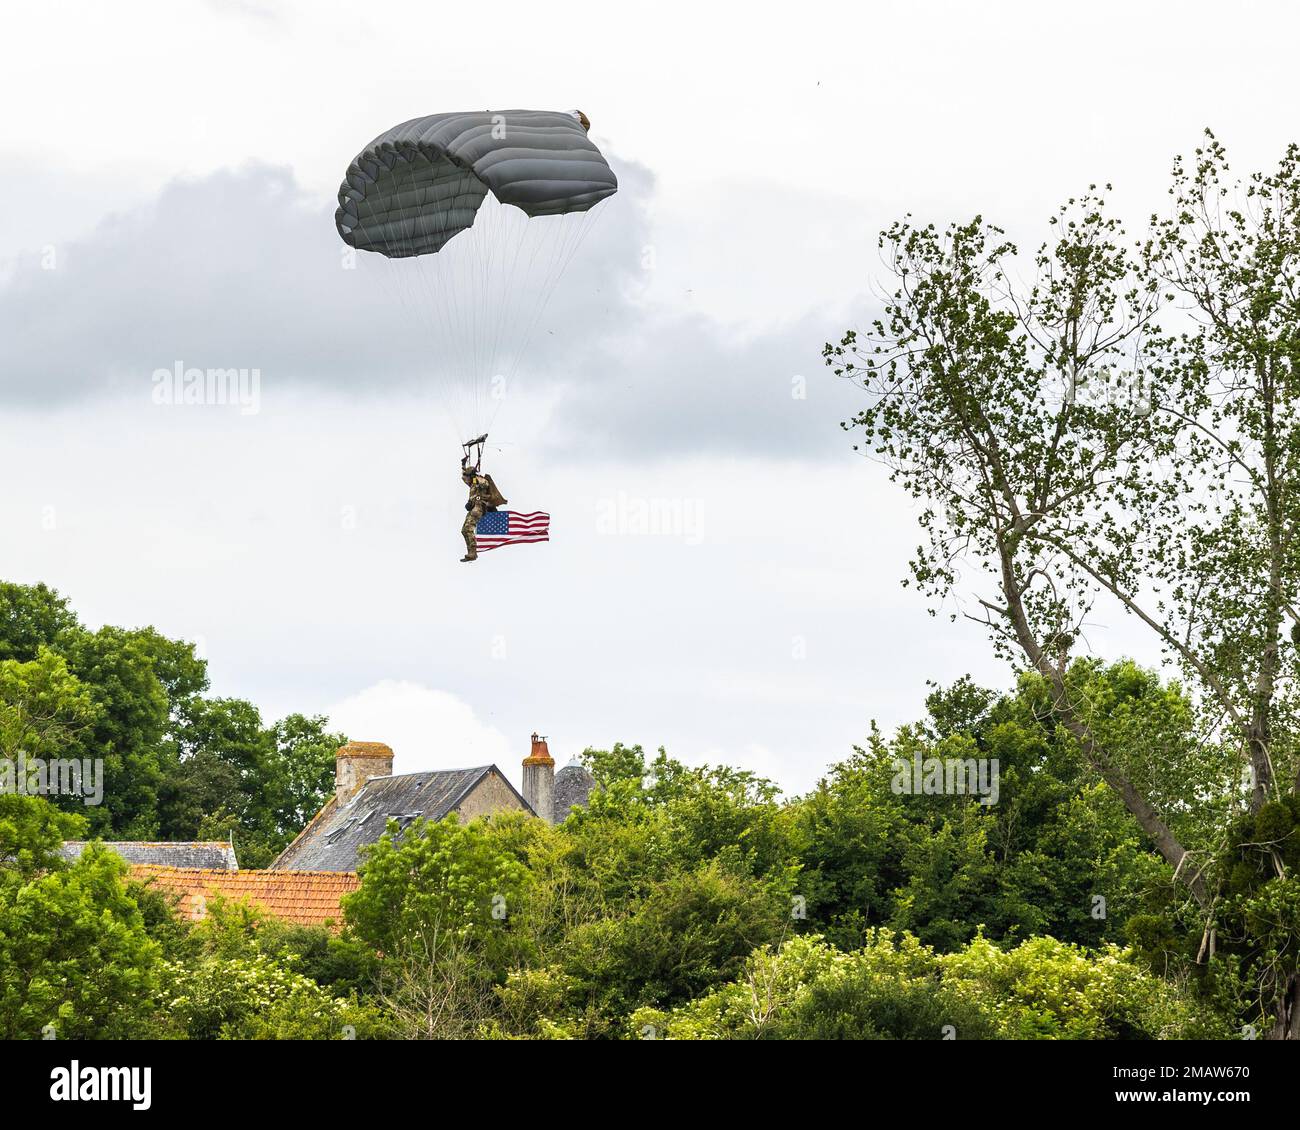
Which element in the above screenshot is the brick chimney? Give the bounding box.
[522,732,555,824]
[335,741,394,805]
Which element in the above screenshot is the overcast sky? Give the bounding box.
[3,0,1297,795]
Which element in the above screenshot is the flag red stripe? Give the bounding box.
[476,511,550,553]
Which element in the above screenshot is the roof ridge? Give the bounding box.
[65,839,234,847]
[269,793,339,869]
[133,866,359,877]
[393,764,496,777]
[440,765,495,814]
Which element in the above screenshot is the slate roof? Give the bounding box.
[61,840,238,870]
[130,866,358,929]
[553,763,596,823]
[271,765,532,872]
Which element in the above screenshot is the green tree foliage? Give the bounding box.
[0,582,79,663]
[824,133,1300,1034]
[789,668,1170,953]
[160,949,388,1040]
[0,801,159,1038]
[480,746,800,1038]
[266,714,343,835]
[0,792,85,880]
[0,582,1275,1040]
[155,704,344,864]
[253,919,380,998]
[0,648,100,761]
[635,932,994,1040]
[343,815,528,1038]
[0,582,342,855]
[639,931,1226,1041]
[135,895,389,1039]
[60,626,173,836]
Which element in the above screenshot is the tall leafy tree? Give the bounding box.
[790,668,1172,952]
[344,816,528,1038]
[60,626,172,837]
[264,713,346,839]
[825,133,1300,1035]
[0,582,79,663]
[0,798,159,1039]
[0,649,100,762]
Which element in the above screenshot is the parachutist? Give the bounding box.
[460,461,507,562]
[333,108,608,563]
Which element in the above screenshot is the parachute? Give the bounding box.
[335,109,618,441]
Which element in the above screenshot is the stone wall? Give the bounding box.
[456,769,529,820]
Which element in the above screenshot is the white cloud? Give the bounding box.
[322,680,520,786]
[0,388,1161,798]
[2,0,1292,803]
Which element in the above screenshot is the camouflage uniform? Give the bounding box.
[461,473,496,559]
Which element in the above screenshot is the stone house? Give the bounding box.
[82,733,599,926]
[269,734,596,872]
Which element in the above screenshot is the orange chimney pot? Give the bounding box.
[523,731,554,766]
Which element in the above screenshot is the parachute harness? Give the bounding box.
[462,433,488,473]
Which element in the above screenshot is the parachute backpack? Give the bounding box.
[334,109,618,447]
[480,473,507,510]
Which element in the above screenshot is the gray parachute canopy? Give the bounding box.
[335,109,618,258]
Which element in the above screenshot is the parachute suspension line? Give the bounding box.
[416,183,462,431]
[351,150,469,445]
[470,198,498,429]
[446,197,601,438]
[476,198,539,424]
[427,161,499,433]
[475,201,605,442]
[409,152,467,423]
[474,200,531,428]
[502,201,607,388]
[480,195,602,439]
[484,211,572,436]
[473,205,567,439]
[408,151,472,443]
[336,110,618,445]
[400,149,477,440]
[478,199,531,426]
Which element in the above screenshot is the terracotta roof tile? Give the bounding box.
[130,866,359,929]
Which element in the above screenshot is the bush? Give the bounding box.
[636,930,1228,1040]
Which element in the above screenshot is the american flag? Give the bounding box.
[475,510,551,552]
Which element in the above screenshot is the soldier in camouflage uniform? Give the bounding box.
[460,462,505,562]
